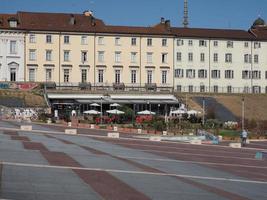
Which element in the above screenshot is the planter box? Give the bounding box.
[229,143,241,148]
[107,132,120,138]
[20,125,32,131]
[65,129,77,135]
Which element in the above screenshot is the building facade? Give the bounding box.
[0,11,267,93]
[0,15,24,82]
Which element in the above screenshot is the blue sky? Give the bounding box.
[1,0,267,30]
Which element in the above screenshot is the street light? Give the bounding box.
[100,96,103,124]
[242,97,245,130]
[158,104,160,115]
[202,97,205,126]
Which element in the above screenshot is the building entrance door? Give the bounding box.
[10,68,16,82]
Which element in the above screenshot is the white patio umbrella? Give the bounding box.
[137,110,156,115]
[187,110,201,115]
[83,110,101,115]
[106,109,125,115]
[110,103,121,107]
[90,103,100,107]
[171,109,186,115]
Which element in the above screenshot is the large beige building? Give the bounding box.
[10,11,174,91]
[1,11,267,94]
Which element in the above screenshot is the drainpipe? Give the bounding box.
[139,35,142,88]
[59,33,61,87]
[94,33,96,86]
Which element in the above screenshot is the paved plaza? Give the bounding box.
[0,120,266,200]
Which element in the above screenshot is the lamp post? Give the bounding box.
[158,104,160,115]
[100,96,103,124]
[202,97,205,126]
[242,97,245,130]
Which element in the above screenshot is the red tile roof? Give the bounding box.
[171,27,254,40]
[0,11,263,40]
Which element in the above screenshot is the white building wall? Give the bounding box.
[0,31,24,82]
[174,37,267,94]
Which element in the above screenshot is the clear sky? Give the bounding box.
[1,0,267,30]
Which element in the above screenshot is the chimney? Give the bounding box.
[83,10,93,17]
[160,17,165,24]
[69,14,75,25]
[165,20,171,30]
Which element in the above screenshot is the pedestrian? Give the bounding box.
[241,129,248,147]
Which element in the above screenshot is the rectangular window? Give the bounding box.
[98,37,104,45]
[45,69,52,82]
[131,70,137,84]
[131,52,137,63]
[162,70,167,84]
[254,42,261,49]
[115,37,121,46]
[200,53,205,62]
[81,51,87,63]
[213,85,219,93]
[131,38,137,46]
[242,70,251,79]
[199,40,207,47]
[175,69,183,78]
[115,52,121,63]
[46,50,52,61]
[188,52,193,62]
[244,42,249,48]
[115,69,121,83]
[188,40,193,46]
[177,52,182,62]
[177,39,184,46]
[10,41,17,54]
[63,69,70,83]
[29,49,36,61]
[213,53,218,62]
[81,35,88,45]
[225,53,232,63]
[225,70,234,79]
[252,71,261,79]
[64,35,70,44]
[227,86,232,93]
[81,69,87,83]
[29,34,36,43]
[162,38,167,46]
[266,71,267,79]
[198,69,207,79]
[162,53,168,63]
[189,85,194,93]
[211,70,220,79]
[98,51,104,63]
[147,52,153,63]
[186,69,195,78]
[46,35,52,43]
[244,54,252,63]
[213,41,218,47]
[147,70,153,84]
[29,69,35,82]
[254,55,259,63]
[64,51,70,62]
[177,85,182,92]
[98,69,104,83]
[227,41,233,48]
[147,38,152,46]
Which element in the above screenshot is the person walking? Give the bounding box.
[241,129,248,147]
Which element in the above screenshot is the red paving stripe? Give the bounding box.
[23,142,49,152]
[3,131,18,136]
[10,135,30,142]
[26,134,151,200]
[47,135,253,200]
[73,169,150,200]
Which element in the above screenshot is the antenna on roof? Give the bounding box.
[183,0,189,28]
